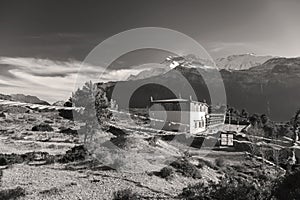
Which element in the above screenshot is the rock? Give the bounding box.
[0,112,6,118]
[28,117,37,122]
[108,126,127,137]
[28,161,47,166]
[60,128,78,136]
[7,130,14,134]
[0,157,7,166]
[4,119,13,123]
[44,120,54,124]
[32,123,54,132]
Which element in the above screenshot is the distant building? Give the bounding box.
[149,97,225,134]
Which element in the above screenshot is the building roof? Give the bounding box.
[151,98,189,103]
[151,98,208,107]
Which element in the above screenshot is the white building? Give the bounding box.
[149,97,210,134]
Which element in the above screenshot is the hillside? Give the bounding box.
[97,57,300,122]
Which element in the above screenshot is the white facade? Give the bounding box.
[149,98,209,134]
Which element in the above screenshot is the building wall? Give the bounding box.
[189,102,207,134]
[149,110,190,132]
[149,101,209,134]
[207,113,226,127]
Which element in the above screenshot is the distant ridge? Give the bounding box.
[216,53,273,71]
[126,54,274,81]
[0,93,50,105]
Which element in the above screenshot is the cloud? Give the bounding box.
[209,42,246,53]
[0,57,155,102]
[0,57,100,78]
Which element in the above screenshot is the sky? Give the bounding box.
[0,0,300,102]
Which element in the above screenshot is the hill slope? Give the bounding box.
[97,57,300,121]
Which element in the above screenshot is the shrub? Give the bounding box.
[197,158,217,170]
[32,123,54,132]
[170,158,202,179]
[159,166,174,179]
[58,109,74,120]
[58,145,88,163]
[0,157,7,166]
[215,157,226,168]
[39,187,62,196]
[113,188,139,200]
[180,175,273,200]
[273,170,300,200]
[0,187,26,200]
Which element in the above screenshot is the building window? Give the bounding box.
[220,133,234,146]
[194,122,197,128]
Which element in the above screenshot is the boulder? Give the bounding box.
[59,128,78,136]
[0,112,6,118]
[32,123,54,132]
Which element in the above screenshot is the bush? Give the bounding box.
[113,188,139,200]
[32,123,54,132]
[0,157,7,166]
[39,187,62,196]
[273,170,300,200]
[58,145,88,163]
[0,187,26,200]
[170,158,202,179]
[159,166,174,179]
[197,158,217,170]
[58,109,74,120]
[215,157,226,168]
[180,175,273,200]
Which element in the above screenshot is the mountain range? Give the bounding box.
[98,56,300,122]
[127,54,273,81]
[216,53,273,70]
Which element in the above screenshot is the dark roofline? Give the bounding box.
[151,98,208,107]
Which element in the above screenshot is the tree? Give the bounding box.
[72,81,111,143]
[241,109,249,119]
[292,108,300,143]
[249,114,261,128]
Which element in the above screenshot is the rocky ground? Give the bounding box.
[0,107,283,199]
